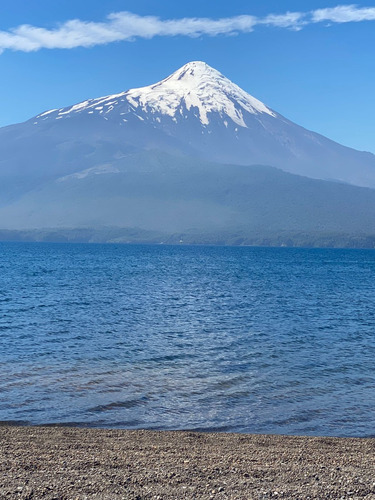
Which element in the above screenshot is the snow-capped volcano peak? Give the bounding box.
[11,60,375,192]
[125,61,276,127]
[36,61,276,128]
[164,60,221,81]
[159,60,230,89]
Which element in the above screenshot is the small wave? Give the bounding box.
[88,398,148,413]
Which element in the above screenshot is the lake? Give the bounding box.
[1,242,374,436]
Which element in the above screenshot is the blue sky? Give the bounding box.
[1,0,375,153]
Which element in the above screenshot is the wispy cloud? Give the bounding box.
[0,5,374,54]
[312,5,375,23]
[260,12,307,30]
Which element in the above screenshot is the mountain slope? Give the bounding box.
[1,61,375,197]
[2,151,375,241]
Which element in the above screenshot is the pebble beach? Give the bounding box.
[1,425,375,499]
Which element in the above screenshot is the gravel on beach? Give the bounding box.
[1,425,375,499]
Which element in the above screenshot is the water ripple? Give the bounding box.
[1,243,375,436]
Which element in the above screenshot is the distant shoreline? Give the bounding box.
[1,227,375,249]
[1,425,375,498]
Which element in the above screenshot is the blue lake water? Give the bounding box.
[0,242,375,437]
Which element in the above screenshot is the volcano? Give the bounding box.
[1,61,375,245]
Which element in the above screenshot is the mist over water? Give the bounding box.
[1,242,375,436]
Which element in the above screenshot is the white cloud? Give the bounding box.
[260,12,306,30]
[0,13,258,53]
[312,4,375,23]
[0,6,374,54]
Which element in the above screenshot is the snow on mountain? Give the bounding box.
[126,61,276,127]
[35,61,275,128]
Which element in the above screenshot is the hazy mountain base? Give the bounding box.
[3,153,375,235]
[1,227,375,249]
